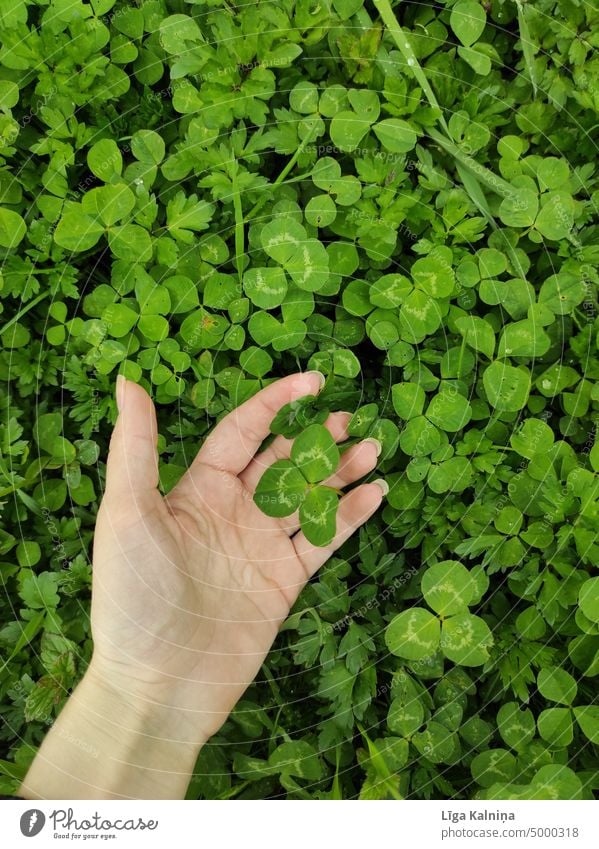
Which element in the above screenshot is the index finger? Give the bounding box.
[189,371,325,477]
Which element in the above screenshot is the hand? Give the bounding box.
[21,372,386,799]
[92,371,385,738]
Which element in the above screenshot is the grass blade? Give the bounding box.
[428,128,514,199]
[373,0,448,133]
[515,0,538,97]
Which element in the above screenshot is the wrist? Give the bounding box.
[85,653,235,745]
[21,660,206,800]
[81,658,210,752]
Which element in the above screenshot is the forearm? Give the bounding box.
[20,664,204,800]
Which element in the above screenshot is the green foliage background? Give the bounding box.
[0,0,598,799]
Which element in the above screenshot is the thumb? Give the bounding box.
[105,376,159,501]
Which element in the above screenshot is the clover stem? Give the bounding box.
[457,334,467,378]
[246,123,319,224]
[0,290,50,337]
[261,664,293,743]
[230,166,245,285]
[217,780,251,800]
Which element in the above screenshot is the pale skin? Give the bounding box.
[20,371,387,799]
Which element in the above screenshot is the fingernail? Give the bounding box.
[362,437,382,457]
[116,374,126,412]
[306,370,326,392]
[372,478,389,496]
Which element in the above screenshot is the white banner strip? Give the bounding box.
[1,800,596,848]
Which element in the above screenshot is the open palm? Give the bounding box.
[91,372,385,745]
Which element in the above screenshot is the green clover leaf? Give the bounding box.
[290,423,340,484]
[385,608,441,661]
[441,613,493,667]
[425,392,472,433]
[537,667,578,705]
[299,486,338,546]
[537,708,573,747]
[483,361,531,412]
[421,560,475,617]
[253,459,308,518]
[450,1,487,47]
[578,577,599,624]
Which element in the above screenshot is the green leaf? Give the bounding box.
[483,361,531,412]
[87,138,122,181]
[289,80,319,114]
[388,697,424,737]
[471,749,517,787]
[392,382,425,420]
[166,192,214,242]
[441,612,493,666]
[457,45,491,75]
[299,486,338,546]
[421,560,475,616]
[399,416,441,457]
[107,224,153,263]
[138,314,169,341]
[496,702,536,751]
[330,110,373,152]
[332,349,360,378]
[54,211,104,252]
[536,158,569,191]
[0,79,19,109]
[385,608,441,661]
[494,505,523,535]
[286,239,330,293]
[579,578,599,624]
[498,188,538,228]
[412,721,455,764]
[370,274,412,309]
[373,119,417,153]
[131,129,166,165]
[0,207,26,248]
[368,320,399,350]
[450,1,487,47]
[534,192,575,241]
[291,424,340,484]
[349,404,379,438]
[426,392,472,432]
[243,267,287,308]
[573,706,599,744]
[497,319,551,358]
[305,194,337,228]
[159,14,203,55]
[270,397,326,438]
[537,707,573,747]
[400,289,443,341]
[103,303,138,337]
[333,0,364,19]
[455,316,495,359]
[537,667,578,705]
[411,255,454,299]
[515,0,538,96]
[268,741,323,780]
[254,459,308,518]
[82,183,136,227]
[539,273,587,315]
[510,418,554,459]
[528,765,583,800]
[18,571,60,609]
[428,456,473,494]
